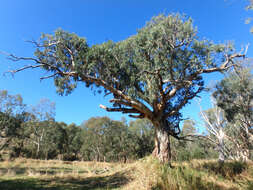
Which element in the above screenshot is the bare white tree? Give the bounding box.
[199,97,251,162]
[199,98,229,162]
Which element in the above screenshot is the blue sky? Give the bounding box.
[0,0,252,126]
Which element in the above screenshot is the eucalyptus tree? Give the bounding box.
[200,99,229,162]
[200,97,253,162]
[0,112,23,152]
[24,98,56,158]
[0,90,26,153]
[81,117,110,161]
[103,119,132,162]
[7,14,246,163]
[129,119,154,158]
[0,90,25,116]
[64,123,83,160]
[213,65,253,160]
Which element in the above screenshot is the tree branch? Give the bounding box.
[8,64,44,74]
[199,51,247,74]
[166,87,202,118]
[99,104,141,114]
[3,50,154,119]
[129,113,145,118]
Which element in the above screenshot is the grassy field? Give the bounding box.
[0,157,252,190]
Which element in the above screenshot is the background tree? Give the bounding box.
[103,119,131,162]
[200,97,253,162]
[199,99,230,162]
[170,120,215,161]
[35,121,67,160]
[245,0,253,32]
[81,117,110,161]
[7,14,246,163]
[81,117,133,162]
[0,90,156,162]
[0,112,23,154]
[171,120,195,161]
[0,90,27,159]
[213,64,253,160]
[0,90,26,116]
[64,123,83,160]
[129,119,154,159]
[22,98,56,158]
[30,98,55,122]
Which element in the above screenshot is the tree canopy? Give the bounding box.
[8,14,246,163]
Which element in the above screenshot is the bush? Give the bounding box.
[202,161,248,179]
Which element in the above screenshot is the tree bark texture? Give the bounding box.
[218,135,225,163]
[152,122,171,164]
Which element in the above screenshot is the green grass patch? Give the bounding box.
[148,158,253,190]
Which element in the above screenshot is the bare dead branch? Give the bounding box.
[8,64,44,75]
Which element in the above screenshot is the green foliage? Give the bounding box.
[171,120,217,161]
[0,90,25,116]
[128,119,155,158]
[35,30,89,96]
[0,112,22,138]
[39,121,67,159]
[201,161,248,179]
[0,90,27,154]
[81,117,154,162]
[213,66,253,160]
[0,90,234,162]
[0,90,155,162]
[20,13,240,141]
[64,123,83,160]
[7,14,246,164]
[213,67,253,123]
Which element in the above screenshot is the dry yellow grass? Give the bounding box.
[0,157,252,190]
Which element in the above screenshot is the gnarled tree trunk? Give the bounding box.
[152,121,171,164]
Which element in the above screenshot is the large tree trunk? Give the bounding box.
[152,122,171,164]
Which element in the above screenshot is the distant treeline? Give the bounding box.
[1,116,155,162]
[0,90,217,162]
[0,116,217,162]
[1,88,252,162]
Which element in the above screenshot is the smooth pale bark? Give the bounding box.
[217,133,225,163]
[234,149,249,162]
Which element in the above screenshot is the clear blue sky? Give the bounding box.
[0,0,252,126]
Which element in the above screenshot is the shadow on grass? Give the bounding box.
[0,171,131,190]
[201,161,248,179]
[0,167,87,176]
